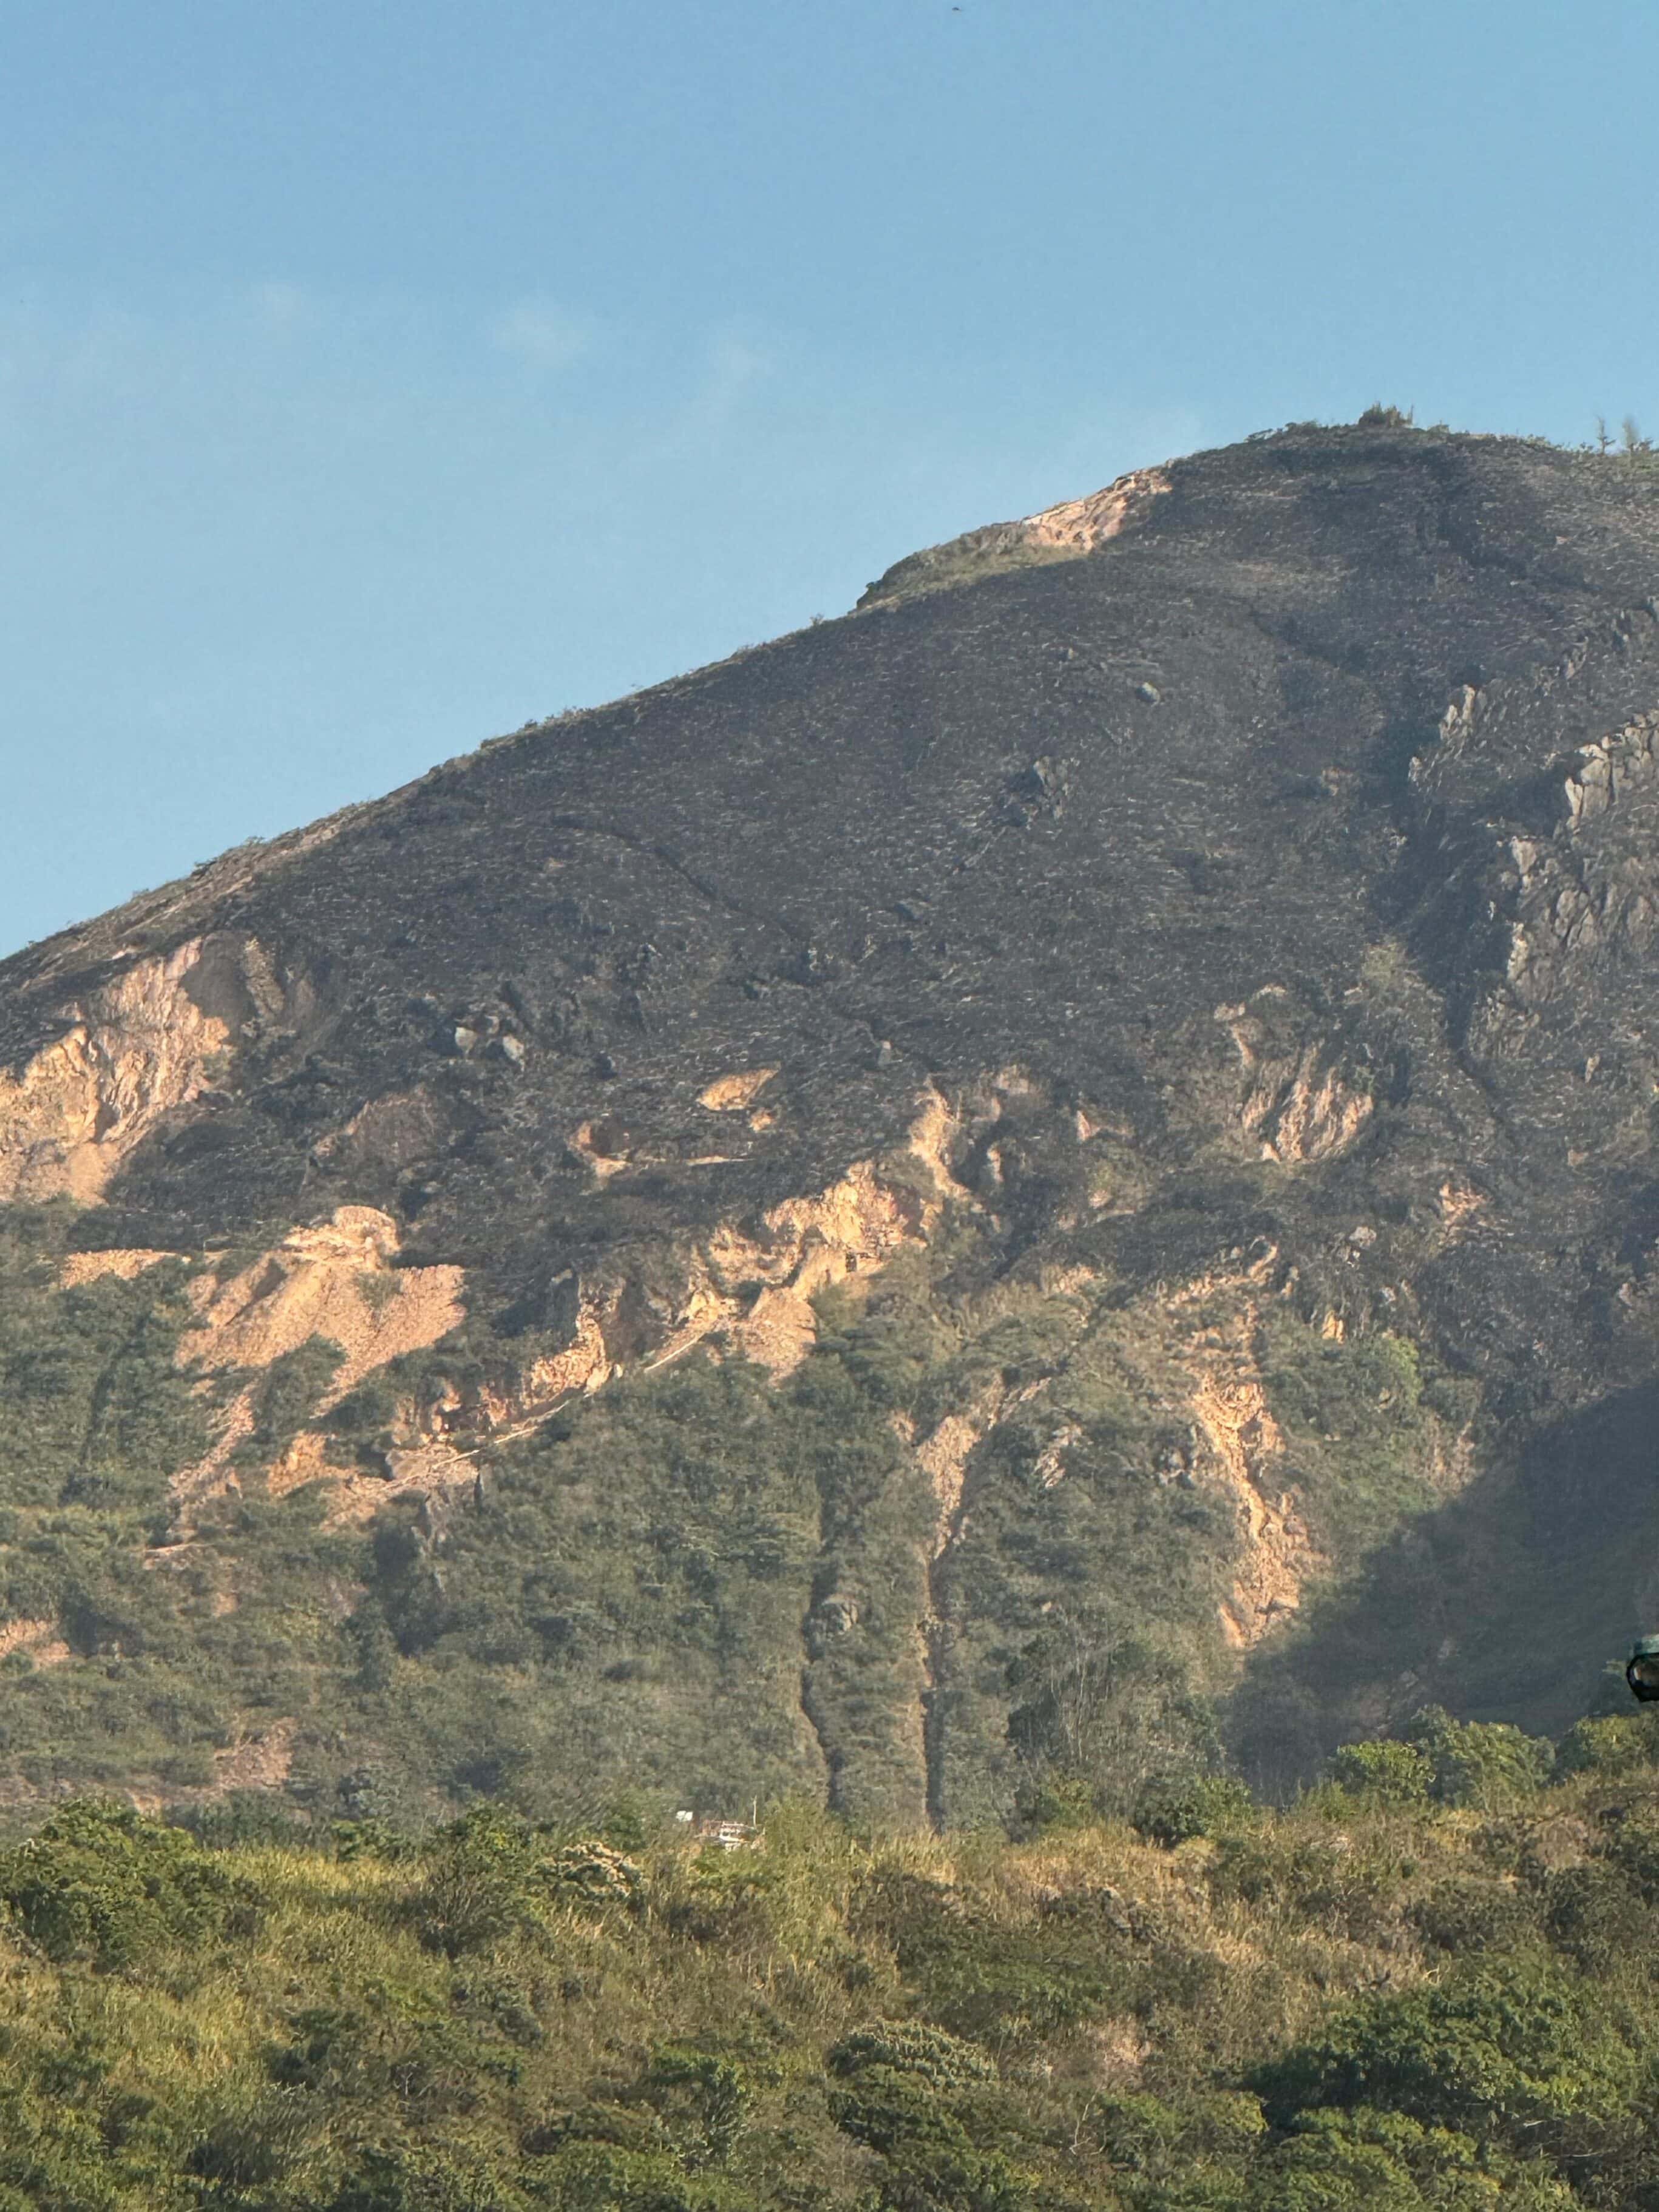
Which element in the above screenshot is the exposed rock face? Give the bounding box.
[1020,466,1172,554]
[0,941,233,1202]
[8,421,1659,1820]
[172,1205,468,1508]
[858,464,1170,605]
[180,1206,464,1391]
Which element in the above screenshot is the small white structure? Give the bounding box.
[674,1808,762,1850]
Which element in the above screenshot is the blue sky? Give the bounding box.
[3,0,1656,956]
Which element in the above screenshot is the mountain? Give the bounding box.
[4,416,1659,1832]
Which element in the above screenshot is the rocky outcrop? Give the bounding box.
[1216,992,1375,1166]
[0,942,232,1202]
[180,1206,466,1390]
[171,1206,466,1505]
[857,463,1170,605]
[1190,1369,1321,1650]
[1019,466,1172,554]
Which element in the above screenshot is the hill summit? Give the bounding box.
[4,419,1659,1829]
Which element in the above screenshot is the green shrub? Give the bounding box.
[521,2140,725,2210]
[644,2043,753,2165]
[186,2087,317,2192]
[333,1815,420,1863]
[829,2021,998,2092]
[1252,1959,1635,2150]
[1133,1773,1257,1848]
[827,2068,1030,2212]
[326,2140,534,2212]
[231,1333,345,1468]
[1406,1708,1554,1810]
[1210,1832,1408,1941]
[410,1806,549,1957]
[0,1797,237,1966]
[866,2141,1032,2212]
[1009,1766,1098,1836]
[1590,1807,1659,1903]
[1325,1737,1433,1808]
[827,2010,1036,2208]
[548,1838,645,1910]
[1250,2106,1574,2211]
[1544,1861,1655,1973]
[876,1893,1118,2043]
[172,1793,314,1850]
[324,1369,401,1465]
[1089,2088,1265,2176]
[1555,1712,1659,1779]
[1409,1876,1537,1956]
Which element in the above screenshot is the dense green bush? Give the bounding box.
[1325,1736,1433,1808]
[1556,1711,1659,1779]
[857,1872,1121,2044]
[1133,1771,1256,1847]
[1544,1859,1654,1973]
[0,1797,239,1965]
[1249,2107,1575,2211]
[642,2044,753,2166]
[410,1807,551,1957]
[1406,1707,1555,1810]
[827,2023,1030,2212]
[1588,1805,1659,1903]
[829,2021,998,2092]
[1252,1959,1635,2148]
[1087,2088,1265,2187]
[1409,1874,1538,1955]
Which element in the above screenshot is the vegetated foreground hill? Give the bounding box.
[4,418,1659,1831]
[6,1712,1659,2212]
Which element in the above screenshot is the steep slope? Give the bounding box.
[4,420,1659,1828]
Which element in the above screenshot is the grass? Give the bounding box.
[7,1732,1659,2206]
